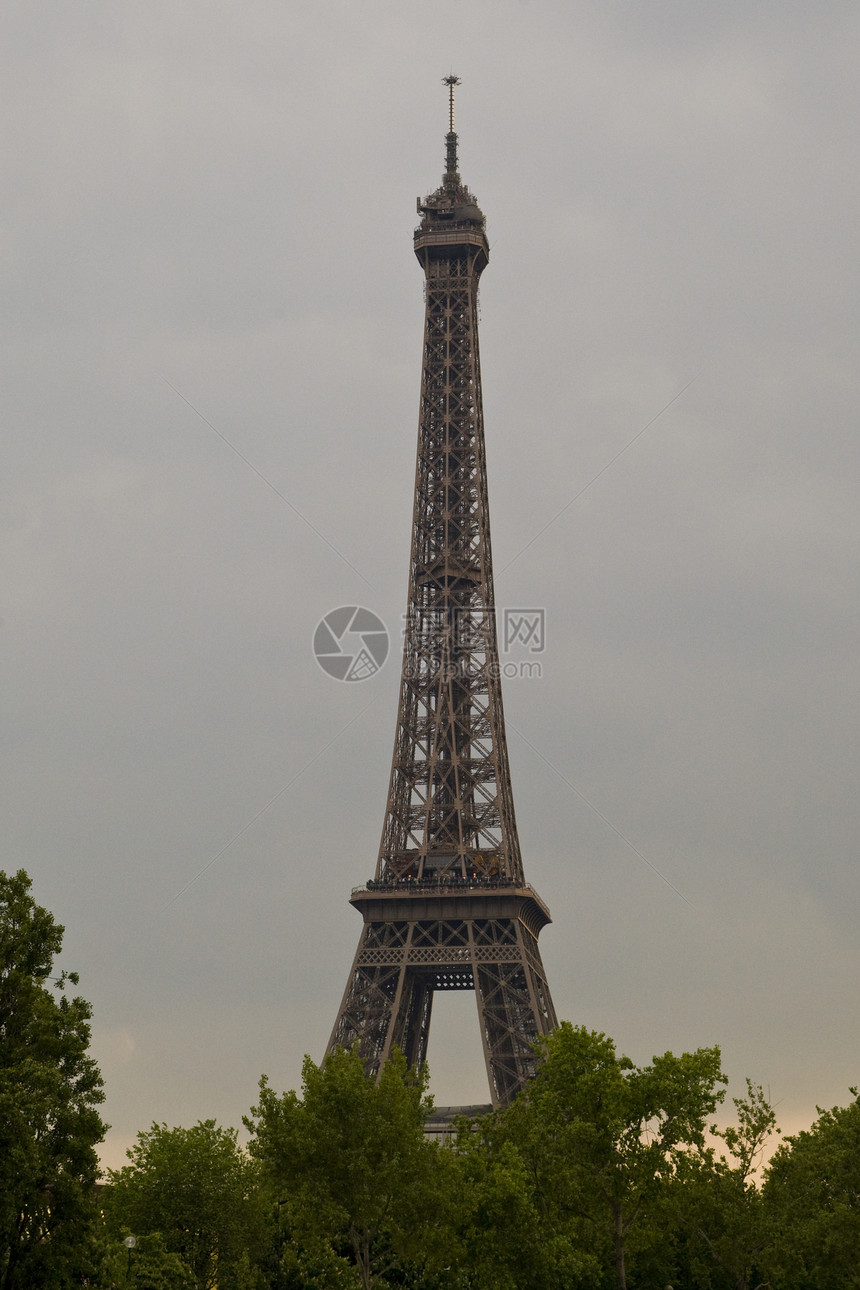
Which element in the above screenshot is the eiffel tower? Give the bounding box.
[328,78,557,1107]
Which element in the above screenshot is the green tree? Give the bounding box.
[104,1119,270,1290]
[0,869,107,1290]
[450,1124,601,1290]
[670,1080,778,1290]
[245,1047,450,1290]
[90,1230,192,1290]
[490,1022,726,1290]
[762,1088,860,1289]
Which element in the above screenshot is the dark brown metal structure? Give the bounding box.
[328,79,557,1107]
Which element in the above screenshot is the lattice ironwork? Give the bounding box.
[327,82,557,1107]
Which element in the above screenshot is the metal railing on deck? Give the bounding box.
[351,876,536,897]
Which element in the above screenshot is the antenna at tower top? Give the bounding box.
[443,74,461,133]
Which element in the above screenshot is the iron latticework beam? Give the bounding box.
[328,82,557,1106]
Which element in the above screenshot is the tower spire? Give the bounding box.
[442,73,461,180]
[444,73,460,132]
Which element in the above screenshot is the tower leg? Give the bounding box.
[328,900,556,1106]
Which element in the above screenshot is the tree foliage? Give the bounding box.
[0,869,107,1290]
[484,1022,727,1290]
[246,1046,450,1290]
[762,1088,860,1289]
[104,1119,269,1290]
[90,1229,192,1290]
[449,1124,599,1290]
[670,1079,778,1290]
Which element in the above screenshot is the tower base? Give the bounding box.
[328,882,557,1107]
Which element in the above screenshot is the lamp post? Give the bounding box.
[123,1235,136,1282]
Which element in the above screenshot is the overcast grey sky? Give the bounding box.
[3,0,859,1168]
